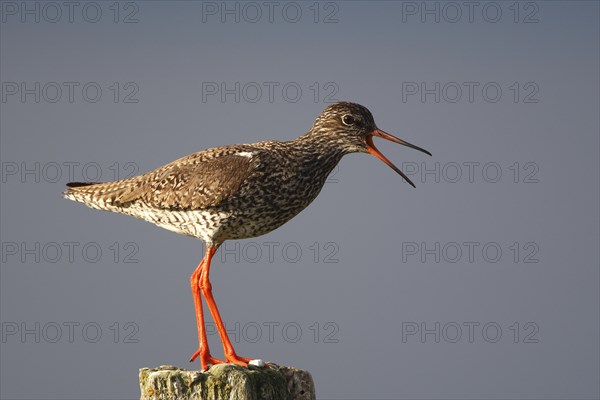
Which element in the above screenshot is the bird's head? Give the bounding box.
[309,102,432,187]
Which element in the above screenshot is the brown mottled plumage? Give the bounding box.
[63,102,431,370]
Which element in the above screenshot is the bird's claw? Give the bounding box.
[225,354,253,367]
[189,349,260,370]
[189,349,226,371]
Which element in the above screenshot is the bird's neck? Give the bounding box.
[287,132,347,176]
[290,131,348,157]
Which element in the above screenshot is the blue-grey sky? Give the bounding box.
[1,1,599,399]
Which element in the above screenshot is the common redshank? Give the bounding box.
[63,102,431,370]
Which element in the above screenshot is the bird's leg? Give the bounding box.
[189,246,225,370]
[199,245,253,367]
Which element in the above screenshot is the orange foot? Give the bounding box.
[189,349,255,370]
[189,349,225,371]
[225,353,253,367]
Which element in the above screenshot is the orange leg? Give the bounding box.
[189,246,225,370]
[199,245,253,367]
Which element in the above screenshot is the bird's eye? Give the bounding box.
[342,115,355,126]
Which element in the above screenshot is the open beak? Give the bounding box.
[365,129,432,188]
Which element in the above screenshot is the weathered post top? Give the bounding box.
[139,363,316,400]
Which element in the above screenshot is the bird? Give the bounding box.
[63,102,431,371]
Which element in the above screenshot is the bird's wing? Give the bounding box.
[115,153,256,210]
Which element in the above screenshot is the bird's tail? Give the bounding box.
[62,180,136,211]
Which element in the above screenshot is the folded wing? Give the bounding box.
[65,153,256,211]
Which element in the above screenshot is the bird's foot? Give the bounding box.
[189,349,225,371]
[189,349,261,370]
[224,353,253,367]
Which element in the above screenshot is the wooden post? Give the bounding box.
[140,363,316,400]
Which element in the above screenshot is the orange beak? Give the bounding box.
[365,129,432,188]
